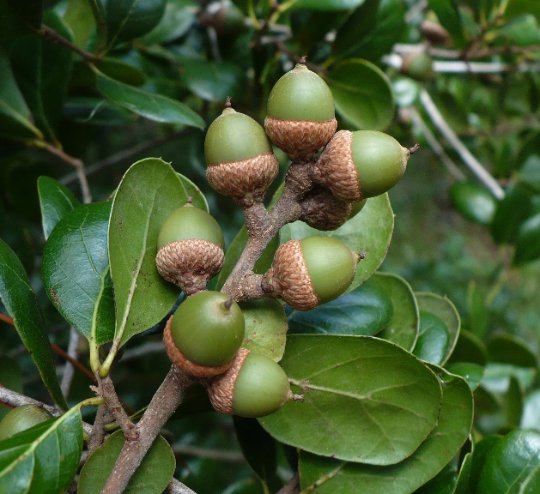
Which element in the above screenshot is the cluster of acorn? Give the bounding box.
[155,61,414,418]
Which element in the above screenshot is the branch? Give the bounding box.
[96,375,137,440]
[173,444,244,462]
[40,25,99,63]
[87,404,107,454]
[277,473,300,494]
[100,366,192,494]
[419,89,505,200]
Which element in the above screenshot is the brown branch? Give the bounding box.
[277,473,300,494]
[87,404,107,454]
[101,366,192,494]
[96,375,137,440]
[40,25,99,63]
[51,343,96,382]
[173,444,244,462]
[0,313,14,325]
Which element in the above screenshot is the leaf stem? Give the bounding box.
[39,25,100,63]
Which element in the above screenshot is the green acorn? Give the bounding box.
[315,130,415,202]
[300,188,352,231]
[207,348,292,418]
[264,237,359,310]
[0,405,52,441]
[264,62,337,160]
[205,101,278,206]
[156,203,225,294]
[164,291,245,378]
[401,52,434,81]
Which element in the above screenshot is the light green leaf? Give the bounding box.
[260,335,442,465]
[176,172,209,212]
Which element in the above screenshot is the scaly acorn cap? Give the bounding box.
[207,348,292,418]
[315,130,413,202]
[156,204,225,294]
[265,237,359,310]
[264,62,337,160]
[300,188,352,231]
[205,102,278,205]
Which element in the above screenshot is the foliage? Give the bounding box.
[0,0,539,493]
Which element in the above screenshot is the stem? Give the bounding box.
[51,342,96,382]
[40,25,100,63]
[87,404,107,454]
[419,89,505,199]
[97,375,137,439]
[100,366,192,494]
[173,444,244,462]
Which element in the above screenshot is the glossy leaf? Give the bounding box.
[78,431,175,494]
[0,239,66,408]
[0,405,83,493]
[450,181,496,225]
[481,364,536,398]
[491,183,534,244]
[240,298,288,362]
[141,0,196,45]
[327,59,394,131]
[287,277,394,336]
[63,0,95,48]
[37,176,80,240]
[465,436,502,493]
[514,212,540,265]
[42,202,115,344]
[414,311,449,365]
[446,362,484,391]
[449,329,488,366]
[95,71,205,128]
[477,429,540,494]
[280,194,394,293]
[108,158,188,345]
[182,60,244,102]
[0,50,41,140]
[260,335,442,465]
[94,58,145,86]
[298,369,473,493]
[487,334,538,368]
[504,377,523,428]
[414,293,460,366]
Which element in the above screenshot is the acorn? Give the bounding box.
[0,404,52,441]
[300,188,352,231]
[155,203,225,294]
[401,52,434,81]
[207,348,292,418]
[264,236,359,310]
[205,100,278,206]
[264,62,337,160]
[314,130,414,202]
[164,291,245,378]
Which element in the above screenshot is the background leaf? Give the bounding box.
[108,158,188,345]
[42,202,115,344]
[260,335,441,465]
[0,239,66,408]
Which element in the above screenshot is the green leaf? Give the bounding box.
[290,0,365,10]
[42,202,115,345]
[465,436,501,493]
[450,181,496,225]
[37,176,80,240]
[446,362,484,390]
[141,0,197,45]
[287,277,394,336]
[0,358,22,420]
[94,0,167,51]
[95,70,205,129]
[491,183,534,244]
[449,329,488,366]
[176,173,209,212]
[503,376,523,428]
[414,293,460,366]
[63,0,95,48]
[0,405,83,493]
[298,369,473,493]
[327,59,394,131]
[414,462,457,494]
[260,335,442,465]
[370,272,418,351]
[487,334,538,368]
[0,50,41,140]
[182,60,244,102]
[241,298,288,362]
[78,431,175,494]
[477,430,540,494]
[94,58,146,86]
[108,158,188,346]
[0,0,42,48]
[332,0,405,61]
[514,212,540,265]
[454,451,473,494]
[0,239,67,408]
[280,194,394,293]
[427,0,464,45]
[507,0,540,22]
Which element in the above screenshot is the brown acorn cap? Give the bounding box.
[314,130,361,202]
[206,152,278,206]
[264,117,337,160]
[207,347,251,414]
[156,239,224,295]
[264,240,318,310]
[300,188,352,231]
[164,317,233,378]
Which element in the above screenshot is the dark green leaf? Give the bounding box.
[0,405,82,493]
[491,183,534,244]
[477,430,540,494]
[95,70,205,128]
[414,462,457,494]
[94,58,146,86]
[281,194,394,293]
[290,0,365,10]
[519,154,540,193]
[42,202,115,344]
[449,329,488,366]
[183,60,244,102]
[327,58,394,130]
[0,358,22,420]
[288,277,394,336]
[260,335,442,465]
[0,50,41,140]
[503,377,523,428]
[454,451,473,494]
[450,181,496,225]
[0,0,42,48]
[514,212,540,265]
[414,293,460,366]
[507,0,540,22]
[0,239,66,408]
[465,436,501,493]
[240,298,288,362]
[427,0,464,45]
[414,310,450,366]
[78,431,175,494]
[108,158,188,346]
[487,334,538,368]
[141,0,196,45]
[37,176,80,240]
[298,369,473,493]
[446,362,484,390]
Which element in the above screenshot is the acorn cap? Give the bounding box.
[164,317,233,378]
[300,188,352,231]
